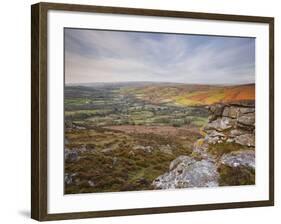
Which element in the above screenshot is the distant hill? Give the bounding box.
[121,83,255,106]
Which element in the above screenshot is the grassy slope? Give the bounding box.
[123,83,255,106]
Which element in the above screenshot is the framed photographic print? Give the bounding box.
[31,2,274,221]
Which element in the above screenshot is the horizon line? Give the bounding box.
[65,81,255,86]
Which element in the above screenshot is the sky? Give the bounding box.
[65,28,255,85]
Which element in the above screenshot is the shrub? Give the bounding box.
[218,164,255,186]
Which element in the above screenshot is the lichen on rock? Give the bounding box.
[152,156,219,189]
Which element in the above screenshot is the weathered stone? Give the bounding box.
[128,150,135,156]
[65,138,70,144]
[65,172,77,185]
[226,138,235,143]
[88,180,95,187]
[219,150,255,169]
[112,157,118,166]
[159,145,173,155]
[65,149,79,162]
[153,156,219,189]
[208,130,225,138]
[229,129,248,137]
[208,104,225,121]
[153,102,256,190]
[234,134,255,147]
[169,156,193,171]
[193,139,216,161]
[205,135,220,144]
[65,173,72,185]
[133,145,153,153]
[204,130,226,145]
[237,113,255,127]
[223,106,240,118]
[209,104,225,115]
[239,107,255,114]
[101,147,116,153]
[204,117,235,132]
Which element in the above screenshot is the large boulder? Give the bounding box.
[169,155,193,171]
[152,156,219,189]
[218,150,255,186]
[219,150,255,169]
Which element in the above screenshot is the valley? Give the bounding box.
[64,82,255,194]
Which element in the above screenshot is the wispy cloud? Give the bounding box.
[65,29,255,85]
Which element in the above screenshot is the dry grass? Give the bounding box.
[65,126,199,194]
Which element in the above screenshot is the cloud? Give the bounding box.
[65,29,255,84]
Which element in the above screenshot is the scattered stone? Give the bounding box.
[88,180,95,187]
[159,145,173,155]
[101,147,116,153]
[128,150,135,156]
[65,149,79,162]
[65,172,77,185]
[112,157,118,166]
[133,145,153,153]
[78,145,88,153]
[65,138,70,144]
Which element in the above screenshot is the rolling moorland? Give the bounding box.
[64,82,255,194]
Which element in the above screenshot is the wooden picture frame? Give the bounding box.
[31,2,274,221]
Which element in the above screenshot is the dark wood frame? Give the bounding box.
[31,2,274,221]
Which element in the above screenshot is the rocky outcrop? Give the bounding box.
[152,102,255,189]
[204,102,255,147]
[152,156,219,189]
